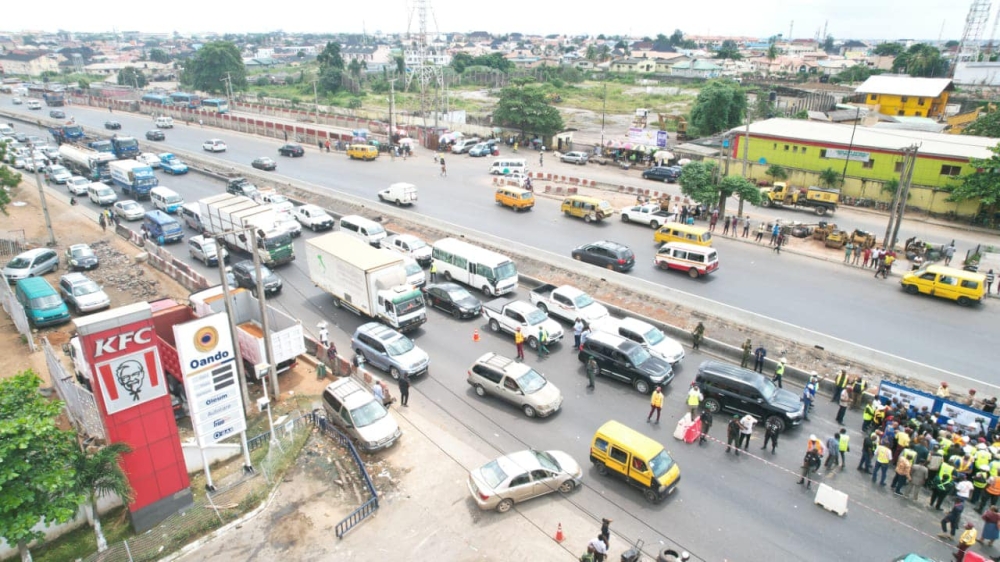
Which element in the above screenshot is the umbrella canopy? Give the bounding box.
[678,158,692,165]
[654,150,674,161]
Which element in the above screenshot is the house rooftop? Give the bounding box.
[855,75,955,98]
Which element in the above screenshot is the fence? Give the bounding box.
[43,337,106,441]
[0,229,26,257]
[315,415,380,538]
[0,273,35,352]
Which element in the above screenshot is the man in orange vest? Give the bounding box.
[647,387,664,424]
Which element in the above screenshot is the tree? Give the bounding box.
[945,40,960,49]
[394,55,406,75]
[718,175,762,217]
[892,43,949,77]
[597,44,612,62]
[753,89,775,120]
[319,67,343,93]
[0,140,19,215]
[678,161,719,206]
[181,41,247,94]
[451,52,474,73]
[585,44,597,61]
[830,64,880,84]
[652,34,671,52]
[963,110,1000,138]
[72,443,133,552]
[348,58,367,80]
[766,43,779,62]
[148,48,171,64]
[818,167,843,189]
[116,66,147,89]
[317,41,344,71]
[492,81,565,139]
[77,78,90,90]
[714,39,742,60]
[873,42,904,56]
[0,371,85,562]
[792,109,809,119]
[669,29,685,46]
[689,81,747,136]
[765,164,788,183]
[823,35,835,53]
[947,143,1000,207]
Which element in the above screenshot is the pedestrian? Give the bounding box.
[699,409,713,445]
[798,447,822,488]
[687,384,703,420]
[770,221,780,245]
[957,473,975,503]
[939,499,966,540]
[539,152,543,167]
[318,139,324,151]
[987,269,995,294]
[755,222,765,242]
[98,212,107,232]
[909,460,929,502]
[398,372,410,407]
[944,243,956,266]
[726,415,743,455]
[573,318,584,351]
[325,139,331,152]
[872,439,893,486]
[832,369,848,403]
[931,461,958,510]
[600,518,612,548]
[761,418,779,453]
[742,216,751,238]
[372,380,385,403]
[853,244,863,265]
[982,475,1000,512]
[326,339,338,372]
[852,376,868,410]
[824,433,841,469]
[753,344,767,373]
[773,233,784,254]
[198,119,203,128]
[647,386,664,424]
[722,216,731,236]
[801,379,815,422]
[283,131,288,142]
[773,357,786,388]
[731,215,738,236]
[108,104,113,113]
[740,338,752,368]
[588,535,608,562]
[580,325,592,351]
[862,246,872,268]
[440,159,447,177]
[537,325,549,356]
[709,208,719,232]
[955,522,977,560]
[892,451,913,494]
[514,327,525,361]
[844,241,854,264]
[318,322,330,350]
[836,385,852,425]
[858,431,875,473]
[691,321,704,350]
[739,413,756,451]
[982,505,1000,547]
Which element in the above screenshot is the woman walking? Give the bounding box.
[981,505,1000,547]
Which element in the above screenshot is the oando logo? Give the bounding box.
[188,325,229,370]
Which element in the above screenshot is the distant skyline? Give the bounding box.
[1,0,983,42]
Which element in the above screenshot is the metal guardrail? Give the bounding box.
[0,272,35,352]
[314,414,380,538]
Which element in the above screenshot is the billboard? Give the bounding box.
[627,128,668,148]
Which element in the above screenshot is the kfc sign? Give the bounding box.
[94,327,153,358]
[95,346,166,415]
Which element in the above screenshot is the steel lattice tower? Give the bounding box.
[958,0,993,62]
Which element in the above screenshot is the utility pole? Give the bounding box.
[312,79,320,125]
[887,144,920,252]
[840,106,861,187]
[221,73,233,108]
[739,114,751,217]
[721,134,732,217]
[388,78,397,149]
[600,81,607,149]
[30,144,56,246]
[248,228,281,401]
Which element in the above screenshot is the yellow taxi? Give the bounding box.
[590,420,680,503]
[347,144,379,161]
[560,195,614,223]
[654,222,713,247]
[495,186,535,212]
[900,264,985,306]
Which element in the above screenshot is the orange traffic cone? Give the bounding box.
[555,522,564,543]
[473,329,480,342]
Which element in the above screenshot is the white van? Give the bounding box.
[451,138,481,154]
[489,158,527,175]
[377,182,417,206]
[154,116,174,129]
[653,242,719,278]
[339,215,387,247]
[591,316,685,366]
[179,202,204,232]
[150,186,184,214]
[87,182,117,206]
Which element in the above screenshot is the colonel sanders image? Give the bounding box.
[116,359,145,401]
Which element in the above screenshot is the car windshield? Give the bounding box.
[649,450,675,478]
[643,327,665,346]
[495,261,517,281]
[516,368,547,394]
[118,139,138,149]
[479,460,508,489]
[6,257,29,269]
[123,202,139,211]
[384,334,415,356]
[73,280,101,296]
[625,345,653,366]
[257,265,274,278]
[404,261,421,276]
[407,239,427,250]
[349,400,388,428]
[70,178,87,185]
[757,378,779,401]
[446,286,471,301]
[97,188,113,197]
[394,293,425,315]
[525,308,548,325]
[531,450,561,472]
[30,294,63,309]
[263,232,291,250]
[368,223,386,235]
[573,293,594,308]
[70,247,95,259]
[50,166,67,174]
[598,201,613,211]
[165,195,183,204]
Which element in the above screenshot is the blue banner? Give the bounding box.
[877,380,997,431]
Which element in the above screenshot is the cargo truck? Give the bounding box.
[306,231,427,332]
[58,144,115,182]
[49,124,86,144]
[110,136,140,160]
[759,183,840,216]
[109,159,158,200]
[199,194,295,267]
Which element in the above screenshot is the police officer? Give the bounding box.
[726,415,742,456]
[773,357,786,388]
[760,419,780,454]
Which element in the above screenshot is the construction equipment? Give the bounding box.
[825,229,848,249]
[658,113,690,141]
[760,183,840,216]
[850,229,877,249]
[812,222,838,242]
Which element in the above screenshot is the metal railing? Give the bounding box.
[43,338,106,440]
[0,229,26,257]
[0,273,35,352]
[314,414,380,538]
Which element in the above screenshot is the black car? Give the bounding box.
[251,157,277,171]
[694,360,806,433]
[49,110,66,119]
[642,166,680,183]
[278,143,305,157]
[230,260,282,296]
[578,331,673,394]
[423,282,482,319]
[226,177,258,197]
[104,120,121,130]
[145,130,165,141]
[65,244,100,271]
[571,240,635,272]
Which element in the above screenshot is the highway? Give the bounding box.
[2,103,976,561]
[4,99,999,386]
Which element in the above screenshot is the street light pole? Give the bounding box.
[30,144,56,246]
[840,106,861,187]
[600,81,607,150]
[313,79,320,125]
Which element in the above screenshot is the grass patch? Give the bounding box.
[30,507,132,562]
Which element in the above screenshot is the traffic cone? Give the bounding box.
[554,522,564,543]
[473,329,480,342]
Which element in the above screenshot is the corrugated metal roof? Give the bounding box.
[855,75,954,98]
[736,118,995,159]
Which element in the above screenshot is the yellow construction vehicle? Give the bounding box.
[825,229,848,249]
[850,229,877,249]
[657,113,690,141]
[812,222,837,242]
[760,183,840,216]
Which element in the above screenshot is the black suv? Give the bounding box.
[226,177,259,198]
[578,332,673,394]
[642,166,680,183]
[145,130,165,141]
[278,143,305,157]
[230,260,282,296]
[571,240,635,272]
[694,360,805,433]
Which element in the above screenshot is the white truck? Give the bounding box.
[189,286,306,378]
[198,194,296,267]
[482,297,564,350]
[377,182,418,206]
[619,204,677,229]
[294,204,335,232]
[306,232,427,333]
[529,284,609,324]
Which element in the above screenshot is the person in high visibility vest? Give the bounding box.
[972,468,990,506]
[975,443,993,471]
[832,369,849,403]
[955,521,977,559]
[851,376,868,410]
[772,357,786,388]
[429,262,437,282]
[647,387,664,424]
[862,402,876,432]
[514,327,525,361]
[537,326,549,356]
[872,440,894,486]
[686,384,703,420]
[837,428,850,467]
[931,460,958,510]
[980,475,1000,512]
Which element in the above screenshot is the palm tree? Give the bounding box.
[818,167,843,189]
[585,44,597,61]
[74,442,133,552]
[765,164,788,184]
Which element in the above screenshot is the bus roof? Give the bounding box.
[433,238,512,266]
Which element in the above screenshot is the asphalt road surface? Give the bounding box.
[5,100,999,386]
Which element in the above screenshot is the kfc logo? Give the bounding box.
[96,347,166,414]
[94,327,153,358]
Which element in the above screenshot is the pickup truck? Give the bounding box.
[158,153,189,175]
[226,177,259,198]
[294,204,335,231]
[529,284,609,324]
[620,205,677,229]
[482,297,564,350]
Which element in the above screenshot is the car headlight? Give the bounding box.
[659,484,666,492]
[366,440,379,448]
[70,259,78,266]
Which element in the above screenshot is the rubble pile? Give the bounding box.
[87,240,160,300]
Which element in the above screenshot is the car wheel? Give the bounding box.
[451,307,462,320]
[390,367,401,380]
[815,206,828,217]
[650,221,659,229]
[488,319,500,332]
[522,404,537,418]
[475,384,486,397]
[688,268,700,279]
[584,214,593,223]
[573,254,581,261]
[622,215,630,223]
[496,498,514,513]
[765,416,786,434]
[395,200,402,206]
[594,460,608,476]
[527,337,539,350]
[536,303,548,314]
[482,285,494,297]
[332,297,342,308]
[634,379,650,394]
[958,296,972,307]
[904,284,919,295]
[378,193,384,201]
[761,199,773,208]
[643,489,661,504]
[606,263,615,271]
[703,398,721,413]
[558,480,575,493]
[443,271,453,281]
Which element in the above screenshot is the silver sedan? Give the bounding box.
[468,449,581,512]
[113,200,146,221]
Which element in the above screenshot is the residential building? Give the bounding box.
[0,51,60,76]
[342,45,392,66]
[610,58,657,73]
[855,75,954,118]
[669,59,723,78]
[953,61,1000,87]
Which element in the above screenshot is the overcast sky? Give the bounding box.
[1,0,981,41]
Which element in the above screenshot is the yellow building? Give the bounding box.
[855,75,954,118]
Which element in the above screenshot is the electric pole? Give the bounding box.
[883,144,919,251]
[312,79,320,126]
[30,144,56,246]
[388,77,397,149]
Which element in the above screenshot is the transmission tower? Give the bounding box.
[988,5,1000,55]
[958,0,992,63]
[405,0,444,127]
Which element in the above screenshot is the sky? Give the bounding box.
[1,0,983,41]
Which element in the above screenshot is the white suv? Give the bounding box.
[468,352,563,418]
[321,378,401,452]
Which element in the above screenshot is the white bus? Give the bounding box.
[431,238,518,296]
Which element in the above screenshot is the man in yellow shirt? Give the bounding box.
[955,521,977,560]
[514,327,525,361]
[647,387,664,424]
